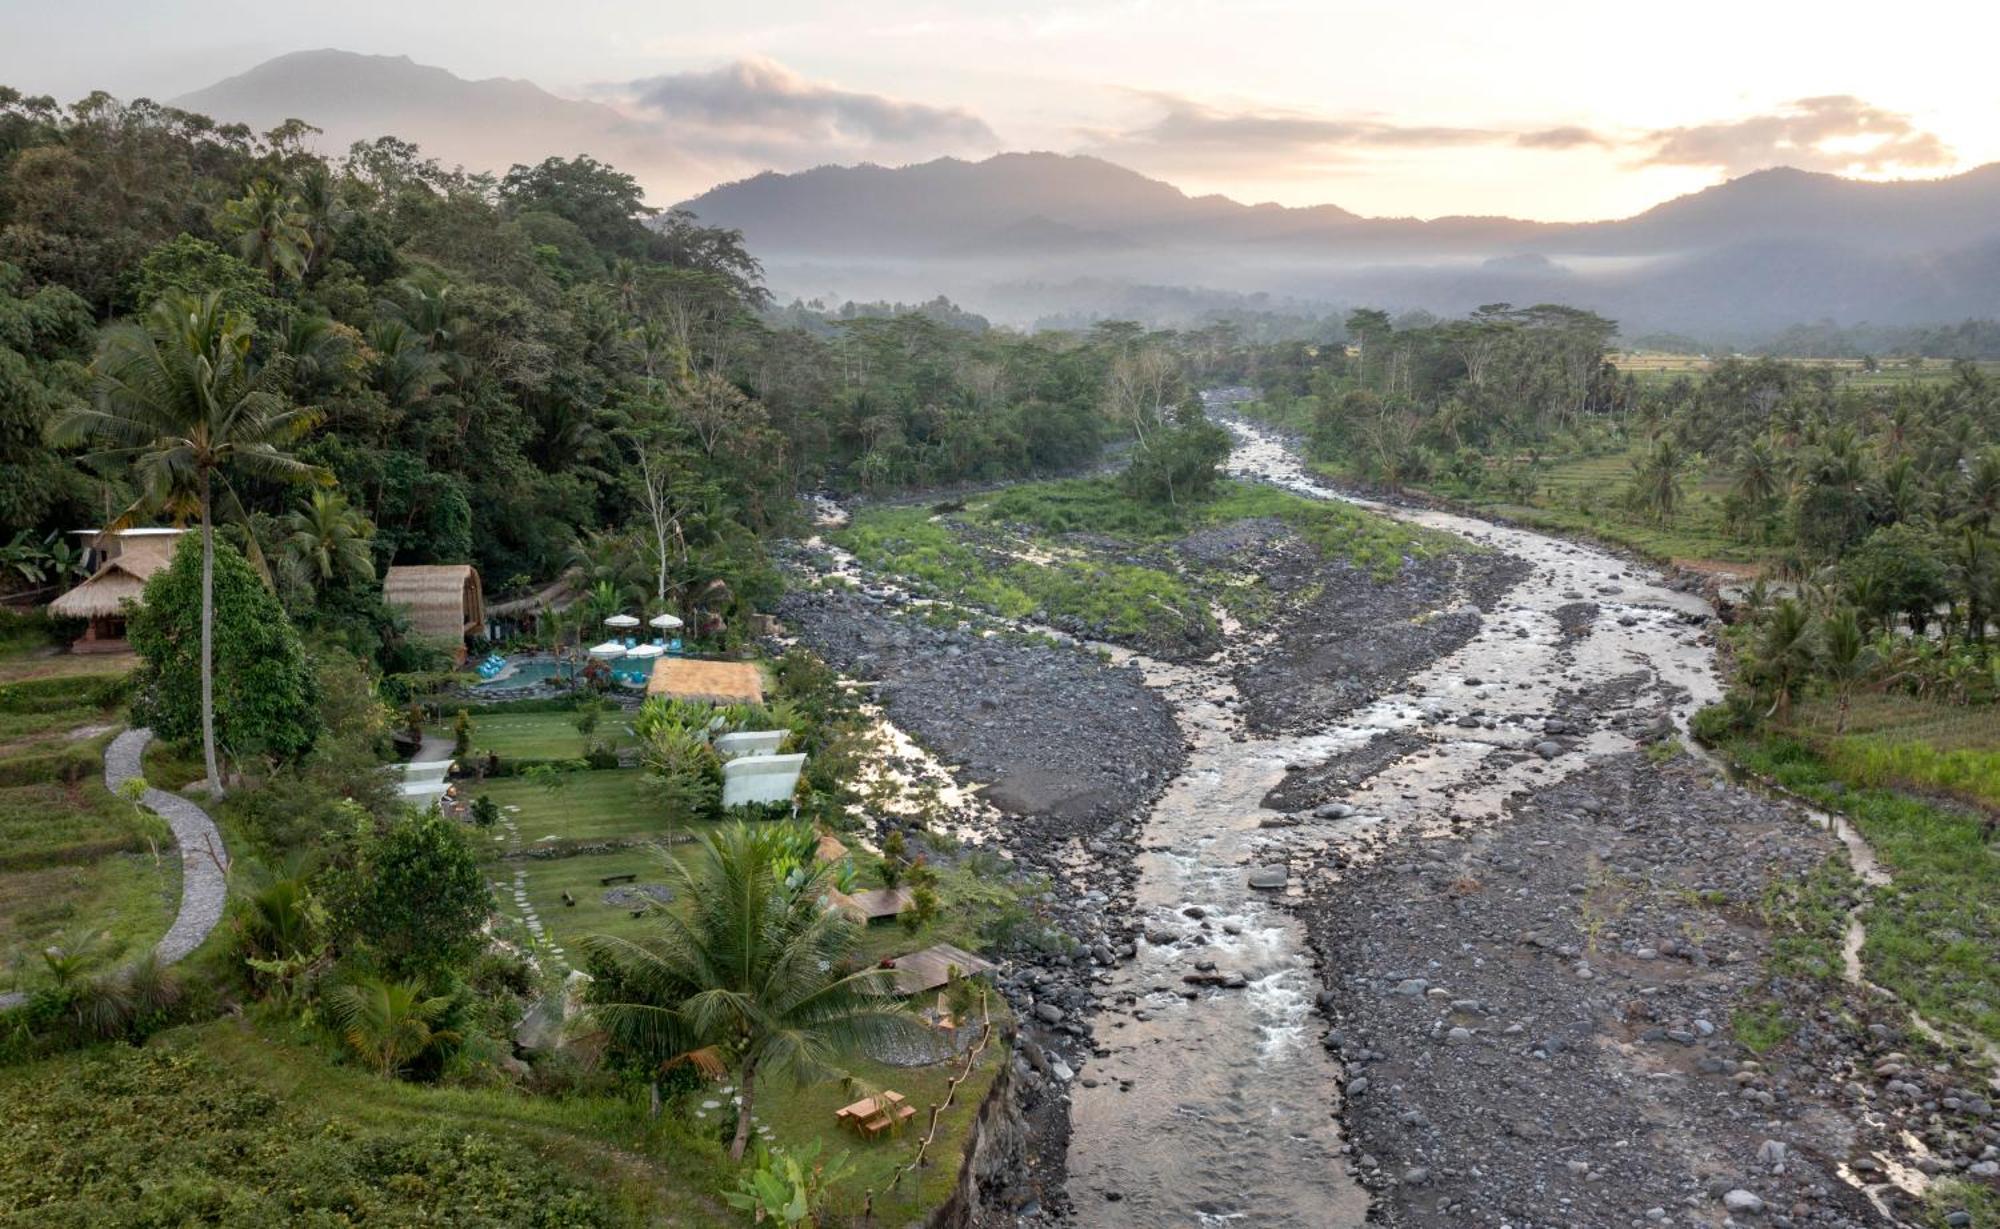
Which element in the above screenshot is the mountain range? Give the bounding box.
[168,49,2000,337]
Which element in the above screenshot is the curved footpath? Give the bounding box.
[0,727,227,1011]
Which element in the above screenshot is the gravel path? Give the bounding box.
[106,728,229,965]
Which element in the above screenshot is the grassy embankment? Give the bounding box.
[832,475,1452,644]
[1720,728,1998,1051]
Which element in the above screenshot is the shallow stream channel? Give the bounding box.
[1062,419,1723,1226]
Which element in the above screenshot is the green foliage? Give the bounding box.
[1725,735,2000,1045]
[330,974,463,1078]
[724,1141,857,1227]
[1730,1000,1795,1054]
[125,234,269,322]
[128,533,320,760]
[1842,523,1949,630]
[328,811,491,979]
[1123,404,1232,508]
[0,1046,614,1227]
[583,822,921,1160]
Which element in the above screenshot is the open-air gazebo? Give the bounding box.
[383,564,484,665]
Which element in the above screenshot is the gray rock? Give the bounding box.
[1248,865,1289,890]
[1722,1189,1764,1215]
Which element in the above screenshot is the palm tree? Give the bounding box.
[331,975,461,1078]
[50,292,325,795]
[1630,437,1685,524]
[584,823,921,1160]
[283,489,376,590]
[217,180,313,285]
[1731,437,1782,513]
[1751,598,1817,722]
[1819,605,1869,734]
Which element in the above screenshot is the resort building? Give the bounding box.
[382,564,485,665]
[47,527,187,654]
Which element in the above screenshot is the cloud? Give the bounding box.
[1080,93,1606,177]
[1516,125,1609,151]
[622,57,997,150]
[1639,95,1953,175]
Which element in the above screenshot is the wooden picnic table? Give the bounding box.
[833,1090,916,1137]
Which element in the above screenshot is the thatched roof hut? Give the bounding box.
[48,535,178,620]
[645,658,764,705]
[48,529,187,654]
[383,564,483,662]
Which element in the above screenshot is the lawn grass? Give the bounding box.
[437,710,639,763]
[1430,449,1766,567]
[834,502,1213,641]
[476,769,669,847]
[745,1016,1010,1223]
[1725,734,2000,1047]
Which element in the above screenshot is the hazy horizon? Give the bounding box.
[5,0,1997,222]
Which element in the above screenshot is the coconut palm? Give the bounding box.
[50,291,326,795]
[330,975,461,1078]
[1750,598,1817,722]
[1819,605,1869,734]
[1629,437,1685,524]
[282,489,375,588]
[584,822,921,1161]
[217,179,313,285]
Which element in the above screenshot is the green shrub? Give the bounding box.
[0,1046,613,1226]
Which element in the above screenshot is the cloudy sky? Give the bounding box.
[3,0,1996,220]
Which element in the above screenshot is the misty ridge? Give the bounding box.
[176,48,2000,347]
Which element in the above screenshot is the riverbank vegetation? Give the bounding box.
[1242,306,2000,1065]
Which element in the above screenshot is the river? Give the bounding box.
[1062,418,1722,1226]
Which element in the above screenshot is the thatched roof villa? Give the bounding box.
[47,528,186,654]
[382,564,484,664]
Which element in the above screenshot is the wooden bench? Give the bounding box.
[600,873,637,885]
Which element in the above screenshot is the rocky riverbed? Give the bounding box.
[775,418,1996,1228]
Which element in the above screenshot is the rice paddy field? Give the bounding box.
[1611,352,2000,391]
[0,649,178,991]
[1451,450,1765,568]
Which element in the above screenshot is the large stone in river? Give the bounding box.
[1248,865,1289,890]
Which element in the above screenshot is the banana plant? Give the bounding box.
[724,1141,856,1227]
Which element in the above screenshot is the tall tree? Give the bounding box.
[217,179,313,286]
[51,291,323,793]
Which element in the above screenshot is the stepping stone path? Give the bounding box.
[2,727,228,1012]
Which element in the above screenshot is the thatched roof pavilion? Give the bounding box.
[644,658,765,705]
[48,530,185,654]
[382,564,484,663]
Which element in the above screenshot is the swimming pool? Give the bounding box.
[473,657,654,691]
[474,658,572,690]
